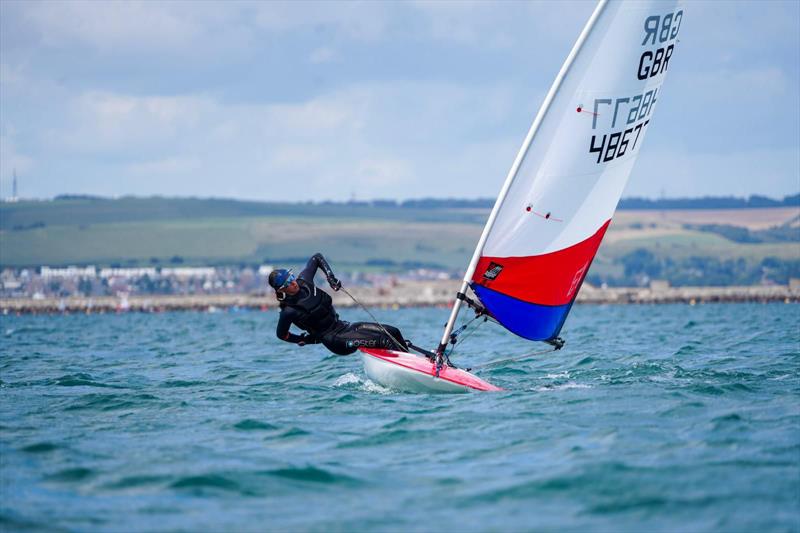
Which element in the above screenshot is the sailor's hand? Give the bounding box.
[327,276,342,291]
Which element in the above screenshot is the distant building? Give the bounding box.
[160,267,216,278]
[99,267,157,279]
[40,266,97,279]
[649,279,670,292]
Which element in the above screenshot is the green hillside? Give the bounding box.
[0,217,479,271]
[1,197,798,286]
[0,196,487,229]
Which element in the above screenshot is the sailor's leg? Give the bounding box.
[321,335,358,355]
[320,325,359,355]
[353,322,408,351]
[381,324,408,350]
[322,322,379,354]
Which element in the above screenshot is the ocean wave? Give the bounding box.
[233,419,278,431]
[170,474,241,492]
[160,379,205,388]
[104,474,170,490]
[63,392,160,412]
[337,428,434,449]
[534,382,592,392]
[45,467,95,483]
[275,427,310,438]
[20,442,61,454]
[2,305,797,531]
[261,465,361,485]
[52,373,125,389]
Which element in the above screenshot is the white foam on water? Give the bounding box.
[333,373,361,387]
[333,373,392,394]
[361,379,393,395]
[534,382,592,392]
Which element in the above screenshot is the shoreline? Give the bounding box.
[1,281,797,314]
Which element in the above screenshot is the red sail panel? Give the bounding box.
[471,219,611,306]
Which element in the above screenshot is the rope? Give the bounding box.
[339,286,407,352]
[446,310,560,369]
[445,316,556,370]
[445,314,486,359]
[342,282,559,368]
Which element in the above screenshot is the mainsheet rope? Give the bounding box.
[342,284,560,367]
[339,286,408,352]
[469,346,561,370]
[444,314,487,359]
[447,312,561,370]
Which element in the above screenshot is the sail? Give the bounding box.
[470,0,683,341]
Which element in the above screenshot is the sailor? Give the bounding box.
[269,253,409,355]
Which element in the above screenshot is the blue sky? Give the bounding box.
[1,0,798,202]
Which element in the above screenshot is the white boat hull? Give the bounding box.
[360,348,502,393]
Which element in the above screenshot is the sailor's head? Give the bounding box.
[268,268,299,296]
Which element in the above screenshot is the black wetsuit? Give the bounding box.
[276,253,408,355]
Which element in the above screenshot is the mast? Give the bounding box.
[436,0,609,356]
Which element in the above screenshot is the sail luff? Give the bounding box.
[436,0,609,354]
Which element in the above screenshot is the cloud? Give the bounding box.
[630,146,800,199]
[684,0,800,56]
[269,144,326,173]
[0,0,797,201]
[4,0,255,59]
[686,66,789,97]
[5,0,591,58]
[19,79,524,200]
[23,1,203,50]
[309,47,339,64]
[408,0,584,49]
[250,1,392,42]
[0,63,25,87]
[355,157,414,187]
[125,156,203,178]
[50,92,214,153]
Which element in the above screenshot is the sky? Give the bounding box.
[1,0,798,202]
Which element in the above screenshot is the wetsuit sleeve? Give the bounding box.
[298,252,336,283]
[276,309,320,344]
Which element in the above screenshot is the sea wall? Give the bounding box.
[1,281,797,314]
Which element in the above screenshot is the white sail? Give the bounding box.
[440,0,684,350]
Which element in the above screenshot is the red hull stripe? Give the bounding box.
[359,348,503,391]
[472,220,611,306]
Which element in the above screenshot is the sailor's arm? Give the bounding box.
[276,310,320,345]
[299,252,341,290]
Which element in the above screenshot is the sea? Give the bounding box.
[1,303,798,532]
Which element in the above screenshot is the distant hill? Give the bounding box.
[1,194,798,287]
[617,194,799,210]
[2,193,797,230]
[0,196,488,230]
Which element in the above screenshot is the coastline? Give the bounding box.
[2,280,797,314]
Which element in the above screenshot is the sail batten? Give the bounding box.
[442,0,684,346]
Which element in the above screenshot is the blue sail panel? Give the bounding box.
[472,284,570,341]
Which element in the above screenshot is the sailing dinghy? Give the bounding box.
[362,0,683,392]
